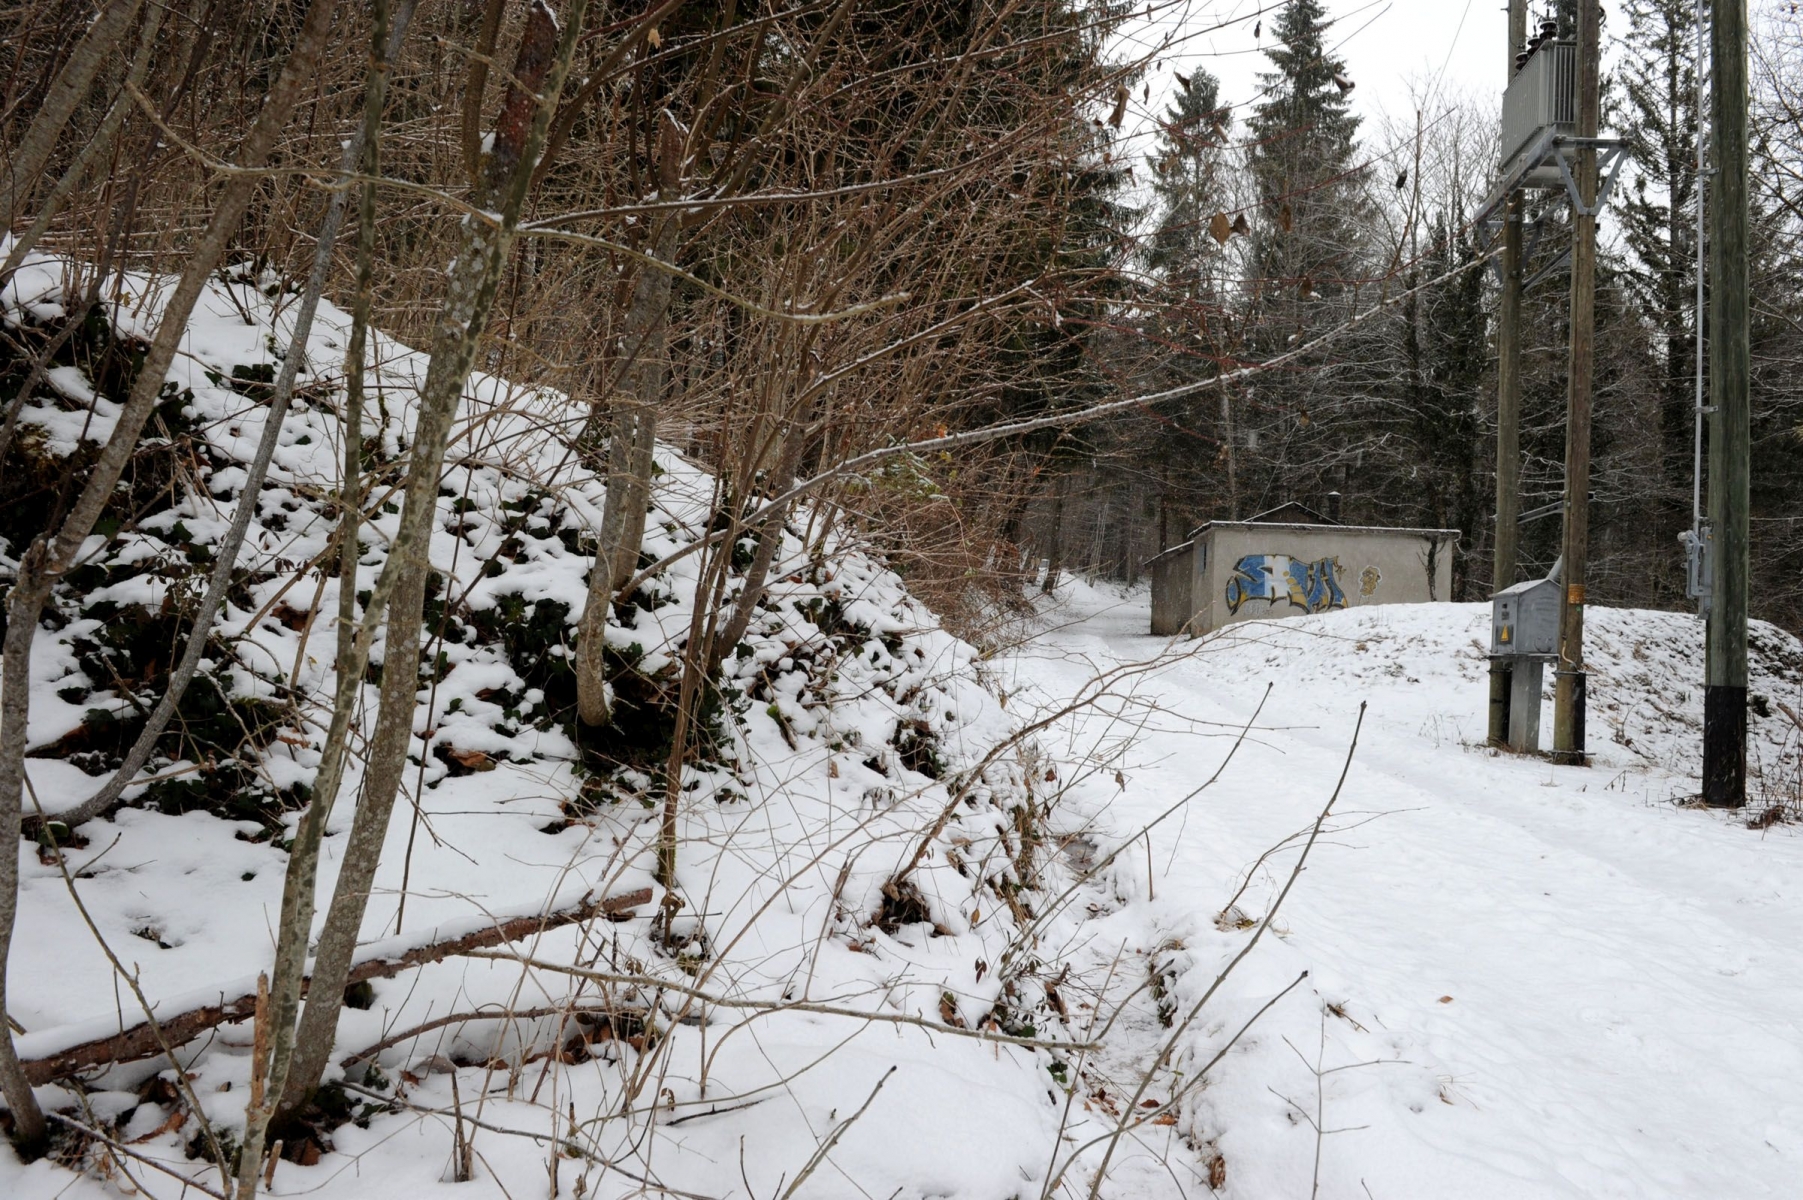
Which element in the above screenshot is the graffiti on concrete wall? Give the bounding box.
[1224,554,1347,616]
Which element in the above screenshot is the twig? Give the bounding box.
[612,254,1497,603]
[29,787,234,1189]
[780,1065,896,1199]
[43,1111,229,1200]
[335,1080,721,1200]
[465,953,1100,1052]
[339,1003,647,1067]
[1777,700,1803,734]
[1072,702,1368,1199]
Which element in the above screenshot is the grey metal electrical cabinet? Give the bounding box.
[1491,577,1561,658]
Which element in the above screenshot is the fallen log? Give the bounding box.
[21,887,652,1085]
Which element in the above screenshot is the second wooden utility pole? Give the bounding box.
[1552,0,1601,764]
[1488,0,1528,747]
[1705,0,1750,808]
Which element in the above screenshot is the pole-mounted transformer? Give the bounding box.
[1475,3,1624,759]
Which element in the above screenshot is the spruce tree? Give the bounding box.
[1146,69,1233,298]
[1246,0,1367,301]
[1141,69,1241,525]
[1238,0,1374,517]
[1410,220,1489,598]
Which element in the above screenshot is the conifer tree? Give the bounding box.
[1239,0,1373,515]
[1142,68,1241,524]
[1407,220,1489,598]
[1246,0,1368,301]
[1146,69,1234,299]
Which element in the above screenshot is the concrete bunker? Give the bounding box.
[1149,503,1460,637]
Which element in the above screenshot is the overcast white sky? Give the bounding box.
[1115,0,1635,151]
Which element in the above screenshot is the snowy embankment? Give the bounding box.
[999,582,1803,1199]
[0,257,1100,1199]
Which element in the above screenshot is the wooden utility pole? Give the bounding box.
[1552,0,1601,764]
[1488,0,1528,747]
[1705,0,1750,808]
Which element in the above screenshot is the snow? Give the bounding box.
[991,580,1803,1199]
[5,245,1801,1198]
[1,254,1091,1200]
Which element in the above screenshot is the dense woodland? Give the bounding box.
[0,0,1801,1189]
[1028,0,1803,634]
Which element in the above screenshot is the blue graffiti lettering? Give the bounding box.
[1225,554,1346,616]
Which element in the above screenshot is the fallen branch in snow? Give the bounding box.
[19,888,652,1086]
[338,1002,646,1068]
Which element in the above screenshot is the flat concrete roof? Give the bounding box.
[1188,520,1462,541]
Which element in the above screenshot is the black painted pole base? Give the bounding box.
[1488,660,1512,748]
[1702,684,1748,808]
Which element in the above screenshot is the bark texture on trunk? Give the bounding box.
[36,0,421,834]
[271,0,586,1136]
[0,0,144,232]
[1042,477,1066,594]
[576,115,683,726]
[0,0,165,282]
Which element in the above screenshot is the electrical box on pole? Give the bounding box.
[1492,577,1562,659]
[1682,525,1714,614]
[1492,574,1561,753]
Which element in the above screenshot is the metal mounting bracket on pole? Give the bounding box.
[1472,130,1630,236]
[1495,491,1595,526]
[1489,211,1557,287]
[1474,133,1628,296]
[1551,137,1629,215]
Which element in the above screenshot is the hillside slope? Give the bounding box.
[0,255,1108,1200]
[6,247,1803,1199]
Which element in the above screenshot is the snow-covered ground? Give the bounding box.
[996,580,1803,1199]
[6,248,1802,1198]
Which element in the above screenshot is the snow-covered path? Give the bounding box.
[1000,584,1803,1199]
